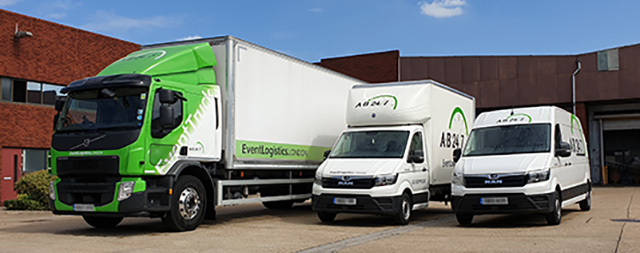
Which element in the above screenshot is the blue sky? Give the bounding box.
[2,0,639,62]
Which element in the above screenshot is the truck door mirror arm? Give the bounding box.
[323,150,331,160]
[555,142,571,157]
[408,150,424,163]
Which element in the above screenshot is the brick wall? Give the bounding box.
[317,50,399,83]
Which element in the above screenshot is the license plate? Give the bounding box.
[333,197,357,205]
[480,197,508,205]
[73,204,95,212]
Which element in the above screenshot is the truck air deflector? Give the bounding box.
[62,74,151,93]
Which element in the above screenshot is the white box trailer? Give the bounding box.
[312,80,475,224]
[51,36,362,231]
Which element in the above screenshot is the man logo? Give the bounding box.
[338,176,354,186]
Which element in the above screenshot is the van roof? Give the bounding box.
[473,106,571,129]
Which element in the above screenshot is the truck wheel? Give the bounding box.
[162,175,206,231]
[455,213,473,226]
[317,212,336,222]
[579,189,591,211]
[546,191,562,225]
[394,193,412,225]
[82,215,123,228]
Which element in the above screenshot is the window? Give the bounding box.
[0,76,66,105]
[409,132,424,160]
[554,124,562,151]
[2,78,11,101]
[23,149,49,174]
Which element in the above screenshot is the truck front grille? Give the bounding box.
[56,177,119,206]
[57,156,119,176]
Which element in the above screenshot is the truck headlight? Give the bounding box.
[527,169,550,184]
[374,174,398,187]
[49,181,56,200]
[117,181,135,201]
[452,172,465,186]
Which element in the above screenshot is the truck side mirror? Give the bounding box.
[159,89,177,104]
[54,97,66,112]
[323,150,331,160]
[408,150,424,163]
[160,105,175,129]
[555,142,571,157]
[453,148,462,163]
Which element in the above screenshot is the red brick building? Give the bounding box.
[0,9,139,203]
[319,46,640,185]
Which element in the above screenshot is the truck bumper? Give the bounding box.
[451,192,555,215]
[50,177,172,217]
[311,194,402,215]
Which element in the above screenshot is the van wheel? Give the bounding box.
[317,211,336,222]
[546,191,562,225]
[455,213,473,226]
[162,175,206,231]
[394,193,412,225]
[261,186,294,209]
[579,189,591,211]
[82,215,123,228]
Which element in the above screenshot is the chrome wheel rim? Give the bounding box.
[178,187,201,220]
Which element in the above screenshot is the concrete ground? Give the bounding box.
[0,187,637,252]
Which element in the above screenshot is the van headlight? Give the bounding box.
[117,181,135,201]
[452,172,465,186]
[526,169,550,184]
[374,174,398,187]
[314,173,322,185]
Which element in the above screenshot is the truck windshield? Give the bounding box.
[463,123,551,156]
[330,131,409,158]
[55,87,148,132]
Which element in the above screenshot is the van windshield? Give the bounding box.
[463,124,551,156]
[330,131,409,158]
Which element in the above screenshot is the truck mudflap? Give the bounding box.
[312,194,402,215]
[451,192,555,215]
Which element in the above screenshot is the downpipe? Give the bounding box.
[572,58,582,115]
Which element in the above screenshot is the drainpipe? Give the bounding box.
[572,58,582,115]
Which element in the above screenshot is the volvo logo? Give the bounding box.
[70,134,106,150]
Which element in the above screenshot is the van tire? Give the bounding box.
[546,191,562,225]
[317,211,337,222]
[579,189,591,211]
[262,201,294,209]
[162,175,206,231]
[82,215,123,228]
[261,186,294,209]
[455,213,473,226]
[394,193,412,225]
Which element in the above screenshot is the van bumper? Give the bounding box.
[312,194,402,215]
[451,192,555,215]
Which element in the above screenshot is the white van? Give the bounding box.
[312,80,475,225]
[451,106,591,225]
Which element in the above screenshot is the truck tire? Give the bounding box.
[546,190,562,225]
[82,215,123,228]
[317,212,337,223]
[162,175,206,231]
[455,213,473,226]
[394,193,412,225]
[579,189,591,211]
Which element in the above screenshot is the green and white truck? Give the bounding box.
[49,36,360,231]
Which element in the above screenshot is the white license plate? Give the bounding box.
[73,204,95,212]
[480,197,508,205]
[333,197,357,205]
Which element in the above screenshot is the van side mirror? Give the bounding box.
[408,150,424,163]
[453,148,462,163]
[556,142,571,157]
[323,150,331,160]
